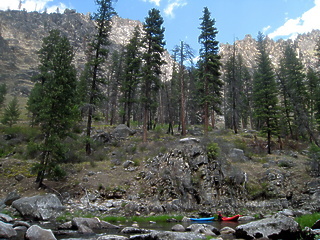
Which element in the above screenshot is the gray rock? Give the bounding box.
[12,193,64,220]
[58,221,72,230]
[121,227,152,234]
[235,213,300,239]
[171,224,185,232]
[12,220,31,228]
[97,235,129,240]
[149,230,207,240]
[123,160,135,168]
[186,224,220,235]
[179,138,200,143]
[238,216,256,221]
[229,148,248,162]
[112,124,136,139]
[0,213,13,223]
[279,208,294,217]
[0,221,17,239]
[25,225,57,240]
[220,226,235,234]
[72,217,119,232]
[4,191,20,206]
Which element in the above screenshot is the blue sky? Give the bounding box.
[1,0,320,54]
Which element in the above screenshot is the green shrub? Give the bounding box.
[207,142,220,161]
[295,212,320,229]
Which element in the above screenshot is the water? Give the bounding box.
[54,220,245,239]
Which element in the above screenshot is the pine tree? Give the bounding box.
[1,96,20,127]
[0,83,7,110]
[141,8,166,142]
[278,43,318,145]
[84,0,116,154]
[27,29,79,187]
[252,32,279,154]
[197,7,222,133]
[120,25,142,127]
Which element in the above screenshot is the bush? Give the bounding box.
[295,212,320,229]
[207,142,220,161]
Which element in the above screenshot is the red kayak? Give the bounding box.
[220,214,241,221]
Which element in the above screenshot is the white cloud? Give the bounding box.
[262,25,271,34]
[0,0,68,13]
[164,0,187,18]
[142,0,161,6]
[269,0,320,39]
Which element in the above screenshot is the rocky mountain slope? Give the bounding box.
[0,10,174,97]
[220,30,320,72]
[1,10,319,99]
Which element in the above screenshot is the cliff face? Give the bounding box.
[0,10,174,96]
[219,30,320,72]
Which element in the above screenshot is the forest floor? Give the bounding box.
[0,123,314,206]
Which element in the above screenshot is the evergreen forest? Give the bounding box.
[1,0,320,184]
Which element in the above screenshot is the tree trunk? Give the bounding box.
[143,107,148,142]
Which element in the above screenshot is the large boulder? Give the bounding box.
[25,225,56,240]
[0,221,17,239]
[12,194,64,220]
[235,213,300,239]
[111,124,136,139]
[72,217,119,234]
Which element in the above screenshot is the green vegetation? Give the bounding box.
[295,212,320,229]
[101,215,183,223]
[1,96,20,127]
[56,210,183,224]
[206,142,220,161]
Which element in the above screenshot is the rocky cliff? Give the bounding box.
[0,10,174,97]
[220,30,320,72]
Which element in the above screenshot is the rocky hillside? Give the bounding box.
[220,30,320,72]
[0,10,174,97]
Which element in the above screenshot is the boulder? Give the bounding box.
[120,226,152,234]
[97,235,129,240]
[186,223,220,235]
[171,224,186,232]
[0,213,13,223]
[4,191,20,205]
[235,213,300,239]
[25,225,56,240]
[112,124,136,139]
[12,194,64,220]
[220,226,235,234]
[72,217,119,232]
[0,221,17,239]
[229,148,248,162]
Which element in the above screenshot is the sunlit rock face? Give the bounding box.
[0,10,174,95]
[219,30,320,73]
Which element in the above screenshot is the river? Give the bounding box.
[52,220,246,239]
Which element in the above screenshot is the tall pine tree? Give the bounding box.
[252,32,279,154]
[27,29,79,187]
[141,8,166,142]
[197,7,222,133]
[120,25,142,127]
[84,0,116,154]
